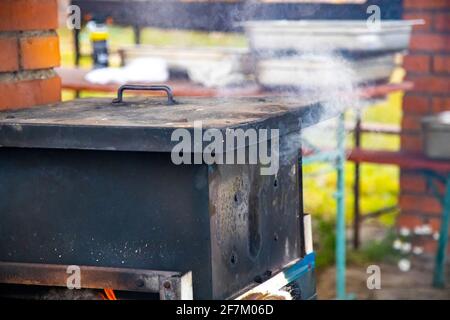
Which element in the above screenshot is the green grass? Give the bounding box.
[314,217,337,268]
[315,218,400,268]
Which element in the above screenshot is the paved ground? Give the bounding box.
[317,259,450,300]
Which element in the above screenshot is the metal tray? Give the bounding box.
[119,45,253,86]
[256,54,397,88]
[422,112,450,160]
[244,20,422,53]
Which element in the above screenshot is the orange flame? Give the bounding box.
[103,288,117,300]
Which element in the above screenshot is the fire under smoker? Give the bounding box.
[0,85,328,299]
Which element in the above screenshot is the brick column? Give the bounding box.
[0,0,61,110]
[399,0,450,252]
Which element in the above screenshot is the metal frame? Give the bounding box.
[335,113,347,299]
[302,113,347,300]
[351,114,401,249]
[350,158,450,288]
[353,111,362,250]
[0,261,193,300]
[424,172,450,288]
[350,143,450,289]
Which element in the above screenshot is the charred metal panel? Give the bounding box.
[209,132,302,299]
[0,148,212,299]
[0,144,303,299]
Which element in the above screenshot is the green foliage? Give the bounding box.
[314,220,401,268]
[348,230,401,265]
[304,162,399,226]
[314,217,336,268]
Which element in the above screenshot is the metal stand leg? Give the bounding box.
[336,113,346,299]
[353,111,362,250]
[74,28,81,67]
[433,174,450,288]
[133,26,142,45]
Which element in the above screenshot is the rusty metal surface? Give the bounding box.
[0,96,319,127]
[208,132,304,299]
[0,261,185,294]
[159,271,193,300]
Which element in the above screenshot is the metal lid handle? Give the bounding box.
[112,84,176,105]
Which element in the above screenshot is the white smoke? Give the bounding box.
[270,52,360,162]
[298,52,360,151]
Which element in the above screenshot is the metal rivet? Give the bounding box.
[230,252,237,265]
[136,279,145,288]
[163,281,172,289]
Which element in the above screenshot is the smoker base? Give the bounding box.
[0,253,316,300]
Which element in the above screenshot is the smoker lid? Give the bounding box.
[0,96,325,152]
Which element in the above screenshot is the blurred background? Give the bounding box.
[55,0,449,299]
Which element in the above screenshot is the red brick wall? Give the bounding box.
[0,0,61,110]
[399,0,450,252]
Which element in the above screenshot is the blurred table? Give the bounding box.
[56,67,262,97]
[57,67,412,99]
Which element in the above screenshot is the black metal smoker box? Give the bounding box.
[0,86,324,299]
